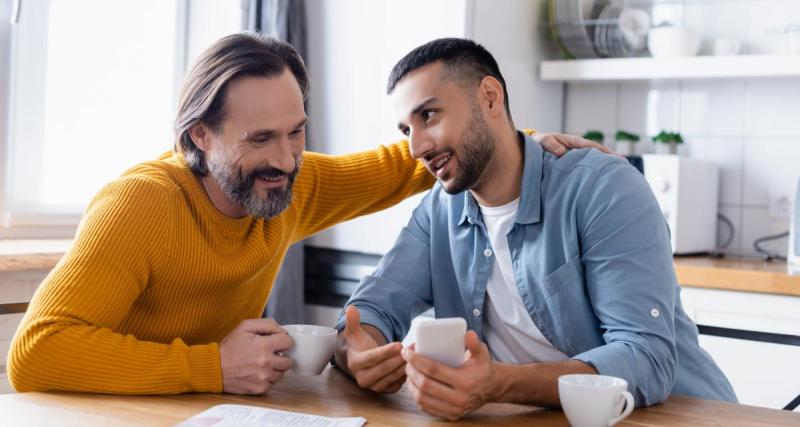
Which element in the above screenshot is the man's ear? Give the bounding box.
[478,76,505,118]
[188,122,212,152]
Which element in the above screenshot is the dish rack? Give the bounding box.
[548,0,654,59]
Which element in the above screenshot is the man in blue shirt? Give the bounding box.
[333,38,736,421]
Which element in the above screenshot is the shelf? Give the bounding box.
[540,54,800,81]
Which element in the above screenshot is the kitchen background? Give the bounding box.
[310,0,800,259]
[1,0,799,412]
[563,0,800,258]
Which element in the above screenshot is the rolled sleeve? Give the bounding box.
[335,194,435,342]
[573,160,678,406]
[572,331,676,406]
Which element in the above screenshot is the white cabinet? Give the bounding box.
[679,286,800,409]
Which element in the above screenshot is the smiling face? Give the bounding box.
[191,69,307,219]
[392,61,496,195]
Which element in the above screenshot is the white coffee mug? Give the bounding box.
[559,374,635,427]
[710,37,741,56]
[283,324,337,375]
[648,26,701,58]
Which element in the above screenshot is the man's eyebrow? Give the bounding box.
[411,97,439,117]
[245,129,276,140]
[397,97,439,131]
[292,117,309,130]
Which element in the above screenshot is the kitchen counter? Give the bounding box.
[0,240,71,273]
[674,256,800,297]
[2,241,799,297]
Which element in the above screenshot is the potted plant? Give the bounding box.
[614,130,640,156]
[652,130,684,155]
[582,130,605,145]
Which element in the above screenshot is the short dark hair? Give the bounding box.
[386,38,511,117]
[174,33,309,176]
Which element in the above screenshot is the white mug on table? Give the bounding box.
[283,324,337,375]
[559,374,635,427]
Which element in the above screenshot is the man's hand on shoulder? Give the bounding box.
[535,132,616,158]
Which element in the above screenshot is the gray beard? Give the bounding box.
[208,157,298,220]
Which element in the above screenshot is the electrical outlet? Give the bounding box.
[768,192,792,218]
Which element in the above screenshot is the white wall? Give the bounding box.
[304,0,468,254]
[185,0,244,67]
[468,0,563,132]
[563,0,800,257]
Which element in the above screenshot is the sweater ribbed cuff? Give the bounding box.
[186,342,223,393]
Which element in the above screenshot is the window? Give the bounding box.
[1,0,188,237]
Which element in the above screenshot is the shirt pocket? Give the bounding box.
[542,256,583,297]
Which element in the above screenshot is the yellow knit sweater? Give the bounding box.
[8,141,433,394]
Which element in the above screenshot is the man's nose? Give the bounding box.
[408,128,434,160]
[272,137,298,173]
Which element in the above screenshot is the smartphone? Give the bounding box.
[414,317,467,368]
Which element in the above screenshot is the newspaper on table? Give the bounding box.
[177,404,367,427]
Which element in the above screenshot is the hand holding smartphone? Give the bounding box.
[413,317,467,368]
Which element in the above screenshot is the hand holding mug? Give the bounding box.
[219,318,294,395]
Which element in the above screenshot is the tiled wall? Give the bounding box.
[563,0,800,256]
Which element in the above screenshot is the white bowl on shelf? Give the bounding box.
[647,27,701,58]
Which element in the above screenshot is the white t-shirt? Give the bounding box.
[479,198,569,364]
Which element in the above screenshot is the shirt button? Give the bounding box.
[473,308,481,317]
[483,248,493,257]
[650,308,660,318]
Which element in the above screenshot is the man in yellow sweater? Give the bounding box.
[8,33,601,395]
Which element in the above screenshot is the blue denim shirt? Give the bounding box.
[337,132,736,406]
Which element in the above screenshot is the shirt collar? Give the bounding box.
[458,131,543,226]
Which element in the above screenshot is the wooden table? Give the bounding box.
[1,368,799,426]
